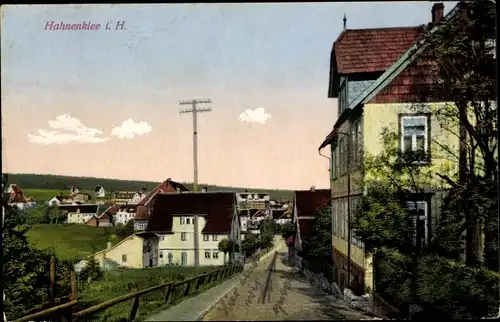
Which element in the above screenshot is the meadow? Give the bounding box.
[26,224,123,261]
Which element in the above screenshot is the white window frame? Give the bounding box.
[180,217,186,225]
[168,252,173,264]
[407,201,429,246]
[213,252,219,259]
[181,232,187,241]
[400,115,429,154]
[205,252,211,259]
[203,234,209,241]
[212,234,218,241]
[186,218,191,224]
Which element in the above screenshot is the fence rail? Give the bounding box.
[13,264,243,322]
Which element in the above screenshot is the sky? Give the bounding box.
[1,2,456,190]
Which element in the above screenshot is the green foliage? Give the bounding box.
[242,233,259,257]
[218,238,240,263]
[279,221,295,239]
[79,256,103,285]
[302,206,332,258]
[2,175,73,319]
[115,220,135,239]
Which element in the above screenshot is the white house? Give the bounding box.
[48,195,74,207]
[95,186,106,198]
[60,204,100,224]
[146,192,242,266]
[114,204,138,226]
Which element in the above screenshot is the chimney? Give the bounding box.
[432,3,444,24]
[310,185,316,192]
[107,241,112,250]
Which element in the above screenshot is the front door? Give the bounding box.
[181,252,187,266]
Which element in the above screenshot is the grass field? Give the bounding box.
[27,224,123,261]
[79,265,221,321]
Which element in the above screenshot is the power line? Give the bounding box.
[179,98,212,267]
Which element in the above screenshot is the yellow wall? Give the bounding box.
[363,102,459,185]
[158,216,228,266]
[94,235,144,269]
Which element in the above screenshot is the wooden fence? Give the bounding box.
[13,264,243,322]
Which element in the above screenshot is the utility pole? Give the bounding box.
[179,99,212,267]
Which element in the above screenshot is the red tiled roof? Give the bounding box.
[147,192,236,234]
[333,27,423,74]
[294,189,331,218]
[135,205,149,220]
[138,178,189,207]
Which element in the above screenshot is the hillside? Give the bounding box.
[6,173,295,200]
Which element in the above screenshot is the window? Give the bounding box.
[212,234,218,241]
[407,201,429,248]
[181,252,188,266]
[122,254,127,262]
[338,137,345,174]
[339,80,348,115]
[186,218,191,224]
[160,236,165,241]
[159,250,164,258]
[203,235,209,241]
[213,252,219,259]
[331,143,338,180]
[181,232,187,241]
[180,217,186,225]
[168,252,173,264]
[400,115,430,159]
[205,252,211,259]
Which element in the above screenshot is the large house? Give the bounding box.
[5,184,35,210]
[133,178,190,231]
[88,232,160,269]
[146,192,241,266]
[291,188,331,266]
[318,3,462,293]
[60,204,100,224]
[236,192,271,234]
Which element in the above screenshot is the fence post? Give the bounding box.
[49,256,56,306]
[206,272,212,284]
[164,283,174,304]
[127,296,140,322]
[183,281,191,297]
[196,275,204,290]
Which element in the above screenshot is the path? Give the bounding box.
[202,241,374,321]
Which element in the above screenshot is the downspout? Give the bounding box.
[318,147,332,236]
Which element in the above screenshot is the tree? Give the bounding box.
[242,233,259,257]
[302,206,333,258]
[218,238,240,264]
[79,255,103,284]
[2,175,67,319]
[279,221,295,240]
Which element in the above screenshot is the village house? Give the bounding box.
[291,188,331,267]
[85,212,113,227]
[236,192,271,235]
[114,204,138,226]
[72,192,92,204]
[95,185,106,198]
[112,189,147,204]
[5,184,35,210]
[60,204,100,224]
[146,192,241,266]
[133,178,190,231]
[318,3,462,293]
[48,195,74,207]
[88,232,160,269]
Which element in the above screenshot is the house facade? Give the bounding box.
[147,192,241,266]
[60,204,100,224]
[95,185,106,198]
[291,188,331,265]
[48,195,74,207]
[91,232,160,269]
[318,3,461,293]
[114,204,138,226]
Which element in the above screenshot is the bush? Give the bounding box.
[374,249,500,319]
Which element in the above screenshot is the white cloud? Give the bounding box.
[238,108,272,124]
[110,119,152,139]
[28,114,109,145]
